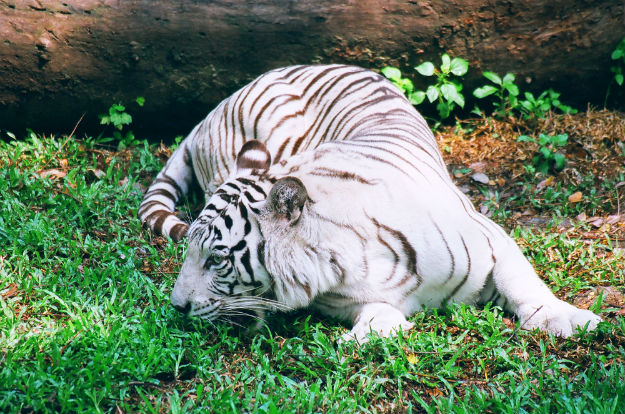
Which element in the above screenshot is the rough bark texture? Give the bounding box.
[1,0,623,138]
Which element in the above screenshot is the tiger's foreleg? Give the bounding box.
[339,302,415,344]
[491,239,602,337]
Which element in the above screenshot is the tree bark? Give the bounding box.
[0,0,623,138]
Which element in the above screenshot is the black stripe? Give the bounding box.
[138,199,171,217]
[309,167,376,185]
[257,240,266,268]
[431,218,455,283]
[231,239,247,252]
[445,236,471,302]
[223,215,233,230]
[240,249,255,282]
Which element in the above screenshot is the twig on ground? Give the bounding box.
[502,305,543,345]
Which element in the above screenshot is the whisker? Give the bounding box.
[220,310,266,322]
[224,296,292,312]
[218,316,247,329]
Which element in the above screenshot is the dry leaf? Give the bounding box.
[568,191,583,203]
[88,168,106,179]
[537,176,555,190]
[469,161,487,173]
[1,283,19,299]
[606,215,621,224]
[59,158,69,168]
[426,388,445,398]
[589,217,604,228]
[38,169,66,179]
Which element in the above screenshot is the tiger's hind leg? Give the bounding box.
[138,137,198,241]
[339,302,414,344]
[485,239,602,337]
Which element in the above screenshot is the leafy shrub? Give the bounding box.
[518,89,577,119]
[99,97,145,149]
[474,72,577,119]
[382,54,468,122]
[517,133,568,174]
[610,37,625,87]
[473,72,520,118]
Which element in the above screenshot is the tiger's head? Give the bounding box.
[170,141,309,326]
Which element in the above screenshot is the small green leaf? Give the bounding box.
[436,101,452,119]
[470,106,483,116]
[440,83,455,101]
[482,71,502,85]
[136,96,145,107]
[473,85,497,98]
[111,104,125,113]
[554,134,568,147]
[539,146,552,159]
[400,78,414,94]
[415,62,436,77]
[381,66,402,81]
[616,73,624,86]
[426,85,439,103]
[440,54,451,73]
[537,134,551,146]
[554,152,566,170]
[408,91,426,105]
[502,73,516,86]
[450,58,469,76]
[536,160,549,174]
[612,48,625,60]
[517,135,535,143]
[504,83,519,96]
[441,84,464,108]
[523,92,535,102]
[453,93,465,108]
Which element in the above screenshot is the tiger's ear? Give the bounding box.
[266,176,308,225]
[235,140,271,176]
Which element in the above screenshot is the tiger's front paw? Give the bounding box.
[517,301,602,338]
[339,303,414,344]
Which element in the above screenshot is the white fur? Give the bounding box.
[161,65,602,343]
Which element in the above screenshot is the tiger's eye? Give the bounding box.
[205,254,225,269]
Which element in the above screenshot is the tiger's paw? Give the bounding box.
[517,301,602,338]
[339,303,414,344]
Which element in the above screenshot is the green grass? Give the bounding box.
[1,133,624,413]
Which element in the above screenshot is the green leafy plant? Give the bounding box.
[474,73,577,119]
[473,72,519,118]
[611,38,625,87]
[99,96,145,149]
[380,67,419,103]
[517,133,568,174]
[382,54,469,121]
[518,89,577,119]
[605,37,625,106]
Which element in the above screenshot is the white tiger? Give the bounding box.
[139,64,601,342]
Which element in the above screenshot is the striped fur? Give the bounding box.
[143,64,601,341]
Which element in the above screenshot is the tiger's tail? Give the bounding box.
[138,135,196,242]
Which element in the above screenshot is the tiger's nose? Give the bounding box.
[171,298,191,314]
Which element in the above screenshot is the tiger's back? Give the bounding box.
[139,64,443,240]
